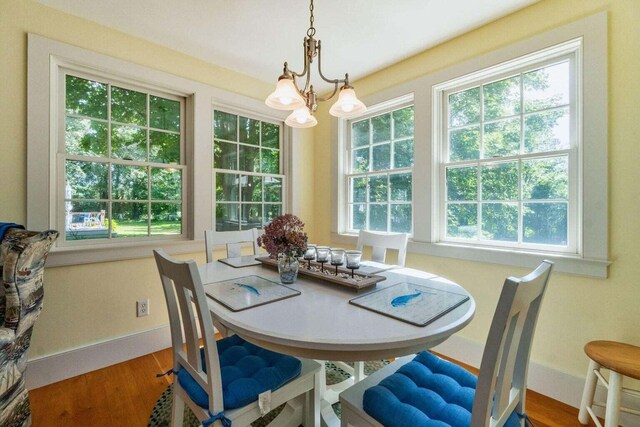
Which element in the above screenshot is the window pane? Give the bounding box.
[214,111,237,141]
[449,127,480,161]
[351,204,366,230]
[481,203,518,241]
[238,145,260,172]
[369,205,388,231]
[390,173,412,201]
[261,122,279,149]
[523,61,570,113]
[261,148,279,174]
[65,202,109,240]
[241,175,262,202]
[150,131,180,164]
[239,116,260,145]
[393,107,414,139]
[215,173,238,201]
[369,175,388,202]
[351,177,367,203]
[352,120,370,147]
[483,118,520,158]
[216,203,239,231]
[150,96,180,132]
[264,177,282,202]
[241,204,262,230]
[264,204,282,225]
[112,165,148,200]
[151,168,181,200]
[112,125,147,161]
[481,162,518,201]
[65,75,107,119]
[151,203,181,235]
[112,202,149,238]
[449,87,480,127]
[352,147,369,173]
[372,143,390,171]
[447,203,477,238]
[65,117,107,157]
[390,204,412,233]
[483,75,521,120]
[524,107,570,153]
[394,139,414,168]
[111,86,146,125]
[66,160,108,199]
[446,166,477,201]
[214,140,237,170]
[523,202,567,245]
[371,114,391,143]
[523,156,568,200]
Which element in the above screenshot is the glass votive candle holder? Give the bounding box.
[315,246,330,271]
[303,244,316,269]
[330,248,345,275]
[346,250,362,278]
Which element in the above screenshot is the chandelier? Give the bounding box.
[265,0,366,128]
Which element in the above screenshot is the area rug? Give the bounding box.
[148,360,389,427]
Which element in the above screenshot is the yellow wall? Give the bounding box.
[314,0,640,379]
[0,0,316,358]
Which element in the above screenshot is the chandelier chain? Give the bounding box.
[307,0,316,37]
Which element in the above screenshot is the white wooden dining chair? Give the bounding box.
[340,260,553,427]
[153,249,320,427]
[204,228,261,263]
[355,230,408,267]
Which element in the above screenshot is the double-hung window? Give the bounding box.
[439,55,576,252]
[213,109,284,231]
[346,103,414,234]
[61,72,185,243]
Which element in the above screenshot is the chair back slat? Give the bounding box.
[204,229,260,263]
[471,260,553,427]
[356,230,408,267]
[154,249,225,413]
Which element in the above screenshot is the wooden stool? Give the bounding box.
[578,340,640,427]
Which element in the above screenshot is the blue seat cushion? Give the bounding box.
[363,351,520,426]
[176,334,302,410]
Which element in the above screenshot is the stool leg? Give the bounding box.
[579,360,600,425]
[604,371,622,427]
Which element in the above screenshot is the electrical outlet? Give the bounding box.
[137,299,150,317]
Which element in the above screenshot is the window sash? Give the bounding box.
[57,69,187,245]
[437,52,579,253]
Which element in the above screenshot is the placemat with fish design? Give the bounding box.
[349,282,469,326]
[204,275,300,312]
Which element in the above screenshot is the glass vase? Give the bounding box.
[278,254,299,284]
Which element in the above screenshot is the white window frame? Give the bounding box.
[344,95,414,234]
[333,12,609,277]
[434,46,579,254]
[212,105,287,231]
[27,34,290,267]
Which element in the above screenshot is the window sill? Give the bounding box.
[330,232,610,278]
[47,239,204,267]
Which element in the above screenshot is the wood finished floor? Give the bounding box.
[30,347,598,427]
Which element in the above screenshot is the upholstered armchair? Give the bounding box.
[0,228,58,427]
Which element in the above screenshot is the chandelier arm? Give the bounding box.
[316,82,340,103]
[315,41,345,85]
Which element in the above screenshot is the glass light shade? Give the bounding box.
[285,107,318,128]
[265,78,306,110]
[329,87,367,117]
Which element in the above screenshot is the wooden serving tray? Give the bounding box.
[255,256,385,292]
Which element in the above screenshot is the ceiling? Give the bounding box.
[35,0,539,92]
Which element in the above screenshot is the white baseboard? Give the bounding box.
[434,335,640,427]
[26,325,172,390]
